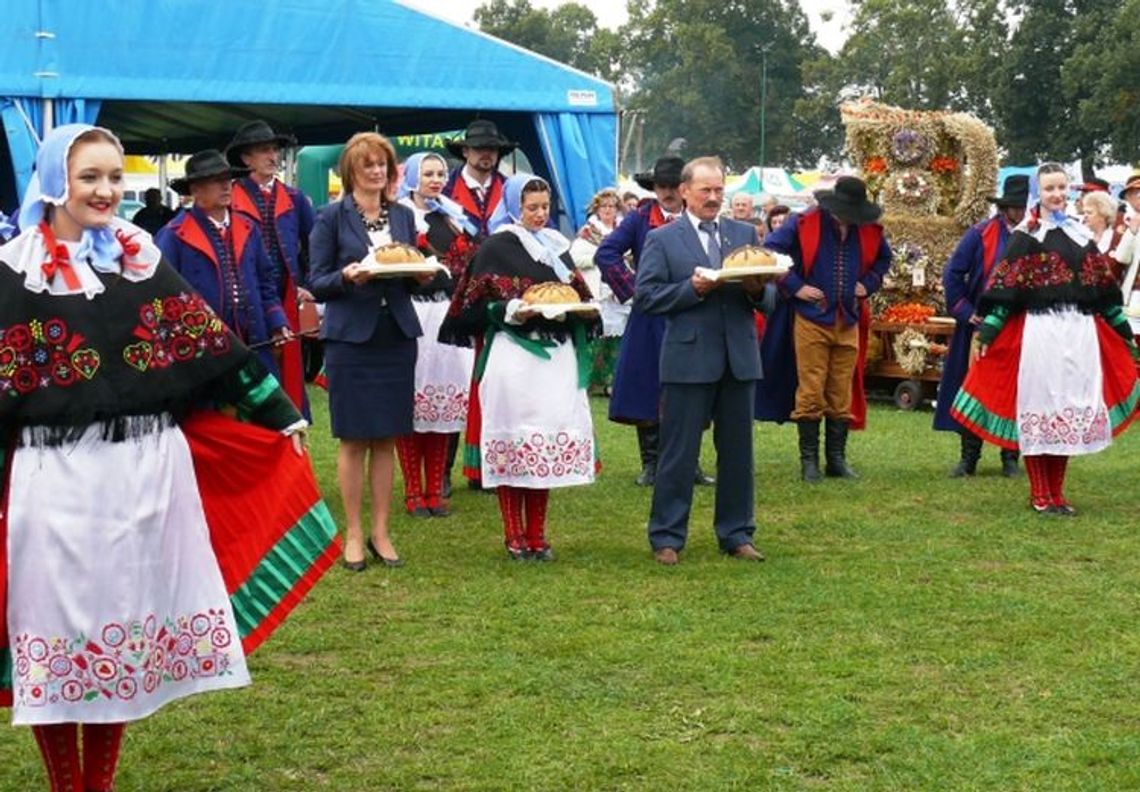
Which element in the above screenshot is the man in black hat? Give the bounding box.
[442,119,517,238]
[155,150,287,377]
[757,176,892,481]
[225,120,315,415]
[595,155,714,487]
[935,174,1029,477]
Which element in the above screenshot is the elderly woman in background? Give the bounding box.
[440,174,598,560]
[1082,191,1120,255]
[309,132,430,570]
[570,187,627,395]
[393,151,477,517]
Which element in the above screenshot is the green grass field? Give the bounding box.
[2,389,1138,790]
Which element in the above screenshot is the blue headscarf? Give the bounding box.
[0,210,15,243]
[397,152,478,236]
[17,123,128,274]
[487,173,572,282]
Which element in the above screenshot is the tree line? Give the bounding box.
[474,0,1140,175]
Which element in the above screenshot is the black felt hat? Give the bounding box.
[633,156,685,191]
[170,150,249,195]
[815,176,882,224]
[445,119,518,157]
[224,120,297,167]
[987,174,1030,209]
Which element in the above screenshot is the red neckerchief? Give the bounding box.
[647,200,675,229]
[450,174,503,227]
[38,221,82,290]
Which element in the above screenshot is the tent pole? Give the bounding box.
[158,154,168,205]
[284,147,296,186]
[42,98,54,134]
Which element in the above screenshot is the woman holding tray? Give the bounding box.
[308,132,432,569]
[394,152,476,518]
[440,174,599,560]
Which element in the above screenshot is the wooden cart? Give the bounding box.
[865,319,956,409]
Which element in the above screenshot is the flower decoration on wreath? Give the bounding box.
[889,127,932,167]
[883,169,939,215]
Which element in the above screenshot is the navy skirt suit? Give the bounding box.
[308,195,423,439]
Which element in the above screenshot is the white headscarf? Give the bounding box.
[487,173,572,283]
[396,152,477,236]
[1,124,159,296]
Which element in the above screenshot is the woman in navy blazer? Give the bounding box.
[309,132,427,570]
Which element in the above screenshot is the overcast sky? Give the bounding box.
[401,0,852,54]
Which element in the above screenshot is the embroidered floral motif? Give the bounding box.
[439,234,476,280]
[1019,406,1109,448]
[123,292,229,372]
[450,274,535,319]
[1079,252,1121,288]
[414,383,469,425]
[989,252,1073,291]
[14,608,240,709]
[0,318,100,399]
[482,431,594,481]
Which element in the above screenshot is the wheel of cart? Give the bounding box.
[865,319,956,410]
[892,379,924,410]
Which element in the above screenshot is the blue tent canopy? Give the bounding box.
[0,0,617,229]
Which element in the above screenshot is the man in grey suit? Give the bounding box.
[634,157,770,565]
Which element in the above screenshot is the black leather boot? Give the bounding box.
[949,431,983,478]
[1000,448,1021,478]
[635,424,659,487]
[797,420,822,483]
[824,418,858,479]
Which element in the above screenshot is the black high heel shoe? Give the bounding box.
[340,557,367,573]
[367,537,405,567]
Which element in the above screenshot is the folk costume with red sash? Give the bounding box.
[156,207,287,377]
[443,168,507,240]
[231,177,315,416]
[934,213,1010,433]
[755,206,890,430]
[596,198,677,426]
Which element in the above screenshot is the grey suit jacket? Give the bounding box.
[633,215,763,384]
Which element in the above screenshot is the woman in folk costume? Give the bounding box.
[951,163,1140,515]
[569,187,629,395]
[0,124,338,791]
[394,152,476,517]
[440,174,599,560]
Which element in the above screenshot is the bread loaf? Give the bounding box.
[373,243,425,265]
[722,245,777,269]
[521,282,580,305]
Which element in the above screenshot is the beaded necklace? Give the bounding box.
[357,203,389,233]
